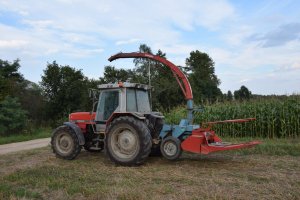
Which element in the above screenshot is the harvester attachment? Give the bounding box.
[181,118,261,154]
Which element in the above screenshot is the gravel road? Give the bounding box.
[0,138,51,155]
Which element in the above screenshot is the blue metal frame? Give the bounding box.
[159,99,200,140]
[159,119,200,139]
[187,99,194,124]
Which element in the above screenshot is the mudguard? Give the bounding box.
[63,122,85,145]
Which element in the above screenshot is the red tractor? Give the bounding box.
[51,52,260,166]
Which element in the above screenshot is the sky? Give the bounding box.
[0,0,300,95]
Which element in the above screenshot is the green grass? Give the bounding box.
[0,183,42,199]
[0,144,299,200]
[222,137,300,156]
[0,128,51,145]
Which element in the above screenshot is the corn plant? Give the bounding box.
[164,96,300,138]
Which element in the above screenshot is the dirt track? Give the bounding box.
[0,138,50,155]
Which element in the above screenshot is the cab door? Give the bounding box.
[95,89,120,133]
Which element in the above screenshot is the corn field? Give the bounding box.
[164,96,300,138]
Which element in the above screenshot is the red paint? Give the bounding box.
[203,118,256,125]
[69,112,95,133]
[181,127,261,154]
[181,134,203,153]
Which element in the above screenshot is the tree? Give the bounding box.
[0,59,46,124]
[234,85,252,101]
[99,66,133,83]
[41,61,88,121]
[20,81,46,122]
[132,44,154,84]
[227,90,233,101]
[0,59,24,101]
[0,96,27,135]
[185,50,222,103]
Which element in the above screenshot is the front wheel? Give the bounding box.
[160,136,182,160]
[51,125,81,160]
[105,116,152,166]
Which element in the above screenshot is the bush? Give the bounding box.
[0,96,27,136]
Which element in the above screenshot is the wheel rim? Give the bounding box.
[110,127,140,160]
[163,141,177,157]
[55,132,74,155]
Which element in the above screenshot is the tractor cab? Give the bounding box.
[95,82,152,122]
[94,82,163,134]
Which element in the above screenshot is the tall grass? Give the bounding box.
[164,96,300,138]
[0,128,51,145]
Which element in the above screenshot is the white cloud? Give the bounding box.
[206,48,232,64]
[18,10,29,16]
[64,48,104,58]
[22,20,54,28]
[291,62,300,70]
[152,43,199,55]
[116,38,141,46]
[275,61,300,72]
[0,39,28,48]
[0,0,236,62]
[0,0,299,94]
[239,79,250,83]
[223,25,255,46]
[194,0,235,30]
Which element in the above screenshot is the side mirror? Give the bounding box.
[89,89,92,98]
[88,88,98,100]
[92,101,98,112]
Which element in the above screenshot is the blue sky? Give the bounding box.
[0,0,300,94]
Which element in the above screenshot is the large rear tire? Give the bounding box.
[51,125,81,160]
[105,116,152,166]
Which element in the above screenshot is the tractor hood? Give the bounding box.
[69,112,96,123]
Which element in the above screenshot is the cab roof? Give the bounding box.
[97,82,150,90]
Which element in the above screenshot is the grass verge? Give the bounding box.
[0,128,51,145]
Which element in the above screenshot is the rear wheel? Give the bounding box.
[105,116,152,166]
[160,136,182,160]
[51,125,81,160]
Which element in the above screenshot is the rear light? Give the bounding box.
[118,82,123,87]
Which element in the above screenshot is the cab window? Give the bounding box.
[96,90,119,121]
[126,88,150,112]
